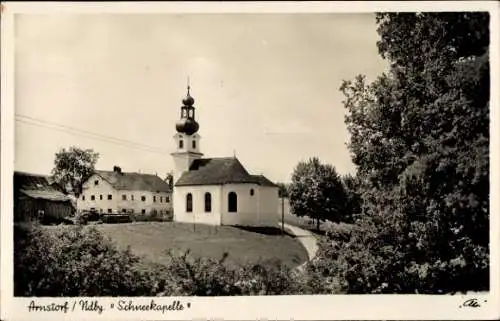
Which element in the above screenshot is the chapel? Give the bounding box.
[171,85,280,227]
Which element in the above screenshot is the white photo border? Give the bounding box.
[1,1,499,320]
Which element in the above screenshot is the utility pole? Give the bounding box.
[281,196,285,236]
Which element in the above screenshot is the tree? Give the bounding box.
[165,172,174,190]
[288,158,348,230]
[276,182,289,198]
[330,12,489,293]
[341,174,362,221]
[51,147,99,195]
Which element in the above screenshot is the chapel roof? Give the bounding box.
[94,170,172,193]
[175,157,278,187]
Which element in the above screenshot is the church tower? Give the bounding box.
[171,84,203,182]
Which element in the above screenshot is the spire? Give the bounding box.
[187,76,191,96]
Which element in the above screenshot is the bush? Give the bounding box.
[14,222,324,296]
[14,223,164,296]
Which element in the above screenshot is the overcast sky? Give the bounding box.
[14,13,388,183]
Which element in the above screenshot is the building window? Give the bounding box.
[99,209,103,213]
[131,195,134,201]
[204,192,212,212]
[186,193,193,212]
[94,180,99,186]
[107,208,112,213]
[165,195,170,203]
[228,192,237,213]
[153,196,156,202]
[141,196,146,202]
[179,140,184,149]
[122,209,127,213]
[192,140,196,149]
[100,194,103,200]
[141,209,146,214]
[82,195,85,201]
[122,195,127,201]
[160,196,163,203]
[108,194,112,200]
[250,189,255,196]
[91,195,95,201]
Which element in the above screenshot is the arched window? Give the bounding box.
[228,192,237,213]
[186,193,193,212]
[204,192,212,212]
[192,140,196,149]
[179,139,184,149]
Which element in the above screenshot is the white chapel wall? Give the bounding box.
[221,183,260,226]
[173,185,222,225]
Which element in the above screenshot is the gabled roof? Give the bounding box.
[14,171,72,202]
[94,170,172,193]
[175,157,278,187]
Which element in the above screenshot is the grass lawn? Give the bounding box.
[56,222,309,268]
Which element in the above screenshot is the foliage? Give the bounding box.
[165,172,174,190]
[14,223,163,296]
[288,157,349,229]
[331,12,490,293]
[276,182,289,198]
[14,223,329,296]
[51,146,99,195]
[341,174,362,221]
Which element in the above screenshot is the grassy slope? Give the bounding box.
[76,222,308,268]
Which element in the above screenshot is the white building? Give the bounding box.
[171,86,280,227]
[77,166,172,215]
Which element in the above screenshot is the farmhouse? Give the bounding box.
[14,171,75,222]
[171,86,280,227]
[77,166,172,216]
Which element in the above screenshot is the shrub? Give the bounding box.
[14,223,164,296]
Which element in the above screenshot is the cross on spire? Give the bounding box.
[187,76,191,95]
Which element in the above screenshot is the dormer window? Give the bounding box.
[192,140,196,149]
[179,140,184,149]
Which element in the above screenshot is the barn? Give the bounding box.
[14,171,75,223]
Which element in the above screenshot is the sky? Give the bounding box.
[14,13,388,183]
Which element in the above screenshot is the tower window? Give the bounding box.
[108,194,112,200]
[131,195,134,201]
[122,195,127,201]
[141,196,146,202]
[94,180,99,186]
[250,189,255,196]
[107,208,112,213]
[91,195,95,201]
[160,196,163,203]
[186,193,193,212]
[204,192,212,212]
[153,196,156,202]
[228,192,237,213]
[179,140,184,149]
[82,195,85,201]
[100,194,103,200]
[192,140,196,149]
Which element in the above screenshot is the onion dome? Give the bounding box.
[182,85,195,106]
[183,118,199,135]
[176,118,187,133]
[182,94,195,106]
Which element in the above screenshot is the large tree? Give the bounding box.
[325,12,489,293]
[288,158,348,230]
[51,147,99,195]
